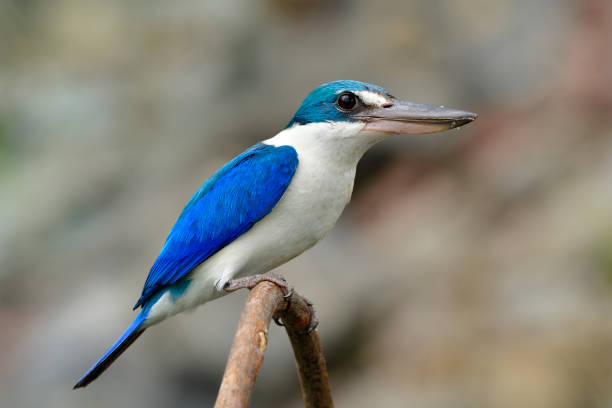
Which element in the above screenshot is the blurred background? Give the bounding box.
[1,0,612,407]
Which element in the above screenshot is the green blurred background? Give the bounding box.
[2,0,612,407]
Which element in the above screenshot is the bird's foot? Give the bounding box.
[224,272,294,299]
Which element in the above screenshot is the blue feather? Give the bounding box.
[133,143,298,309]
[73,309,149,388]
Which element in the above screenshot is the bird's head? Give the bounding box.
[287,80,477,136]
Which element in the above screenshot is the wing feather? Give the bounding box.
[133,143,298,308]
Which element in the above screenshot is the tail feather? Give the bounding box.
[74,312,147,389]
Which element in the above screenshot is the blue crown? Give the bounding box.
[287,80,391,128]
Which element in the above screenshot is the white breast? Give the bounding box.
[146,121,381,324]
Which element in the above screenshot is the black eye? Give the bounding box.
[337,92,357,110]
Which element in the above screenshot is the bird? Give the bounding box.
[74,80,477,388]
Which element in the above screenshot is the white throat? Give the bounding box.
[265,121,388,167]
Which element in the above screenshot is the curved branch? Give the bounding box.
[281,302,333,408]
[214,280,333,408]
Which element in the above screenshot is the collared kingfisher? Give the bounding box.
[74,80,477,388]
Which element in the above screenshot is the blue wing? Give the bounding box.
[133,143,298,309]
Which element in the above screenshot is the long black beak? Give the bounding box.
[354,100,477,134]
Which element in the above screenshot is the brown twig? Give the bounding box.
[214,280,333,408]
[281,303,333,408]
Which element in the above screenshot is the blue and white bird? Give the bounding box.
[74,80,476,388]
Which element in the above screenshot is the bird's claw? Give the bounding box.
[283,286,294,300]
[273,315,285,327]
[277,295,318,334]
[301,297,319,334]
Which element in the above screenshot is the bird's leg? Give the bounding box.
[224,272,294,298]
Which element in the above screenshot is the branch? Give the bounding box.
[281,302,333,408]
[214,280,333,408]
